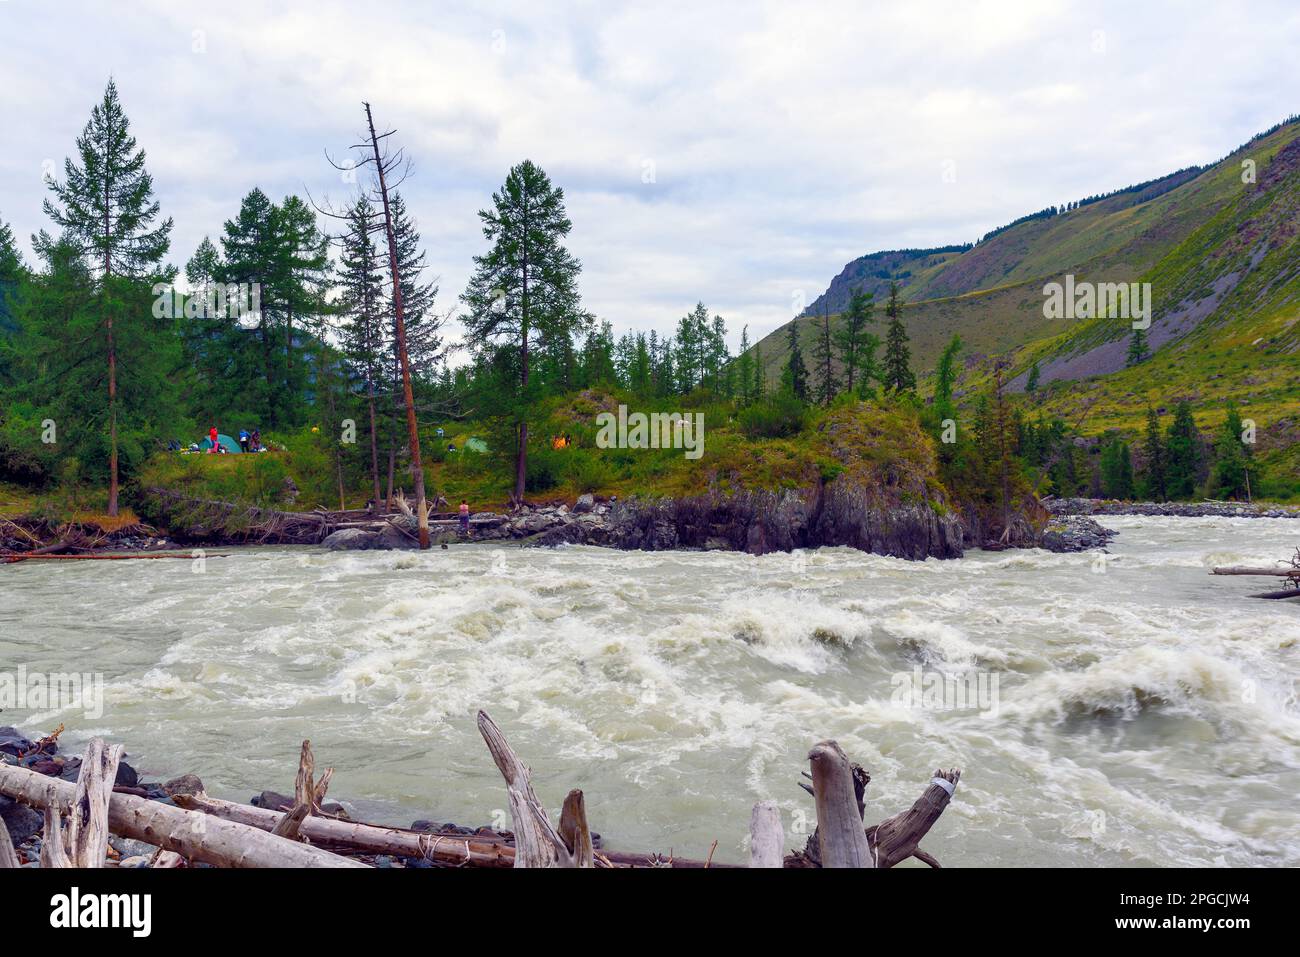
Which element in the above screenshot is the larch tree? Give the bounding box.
[461,159,589,505]
[37,78,174,515]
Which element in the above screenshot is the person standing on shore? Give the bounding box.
[459,499,470,537]
[208,426,219,453]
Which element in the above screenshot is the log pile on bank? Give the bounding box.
[0,715,961,869]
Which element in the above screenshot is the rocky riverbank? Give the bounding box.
[322,490,1110,556]
[1044,497,1300,519]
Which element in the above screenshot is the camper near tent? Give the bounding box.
[202,434,243,453]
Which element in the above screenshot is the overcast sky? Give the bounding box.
[2,0,1298,348]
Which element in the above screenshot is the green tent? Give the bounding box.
[465,437,488,453]
[201,433,243,453]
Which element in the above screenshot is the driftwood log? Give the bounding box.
[1212,555,1300,599]
[790,742,960,868]
[748,801,784,868]
[1,725,957,869]
[477,709,594,867]
[0,748,367,868]
[0,816,20,869]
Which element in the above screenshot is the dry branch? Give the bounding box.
[477,709,576,867]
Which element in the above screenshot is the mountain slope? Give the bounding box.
[757,116,1300,425]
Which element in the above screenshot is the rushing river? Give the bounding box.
[3,516,1298,866]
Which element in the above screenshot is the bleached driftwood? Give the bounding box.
[477,709,591,867]
[0,761,366,868]
[748,801,784,868]
[794,741,960,869]
[0,816,19,869]
[808,740,873,868]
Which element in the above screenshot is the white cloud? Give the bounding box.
[1,0,1297,349]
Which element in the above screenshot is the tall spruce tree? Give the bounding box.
[1211,403,1251,499]
[1165,400,1202,499]
[812,305,837,405]
[881,282,915,394]
[782,319,808,400]
[461,160,589,503]
[36,79,174,514]
[1140,406,1167,501]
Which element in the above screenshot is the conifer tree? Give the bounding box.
[736,325,754,405]
[1126,325,1149,367]
[1211,402,1251,499]
[1140,406,1167,501]
[782,319,808,400]
[461,160,589,503]
[880,282,915,394]
[811,306,837,405]
[1099,438,1135,499]
[36,79,174,514]
[337,196,388,509]
[834,286,874,395]
[933,335,963,421]
[1165,400,1202,499]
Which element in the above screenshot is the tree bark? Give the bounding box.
[808,740,873,868]
[866,769,960,869]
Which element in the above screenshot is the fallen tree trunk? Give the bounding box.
[0,761,367,868]
[171,792,732,868]
[174,793,516,865]
[1211,567,1299,576]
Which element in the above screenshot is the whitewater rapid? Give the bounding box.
[3,515,1297,866]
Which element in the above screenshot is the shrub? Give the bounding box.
[565,449,616,492]
[738,392,808,439]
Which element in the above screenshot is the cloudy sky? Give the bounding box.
[2,0,1298,348]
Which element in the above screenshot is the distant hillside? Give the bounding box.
[757,116,1300,449]
[800,246,969,317]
